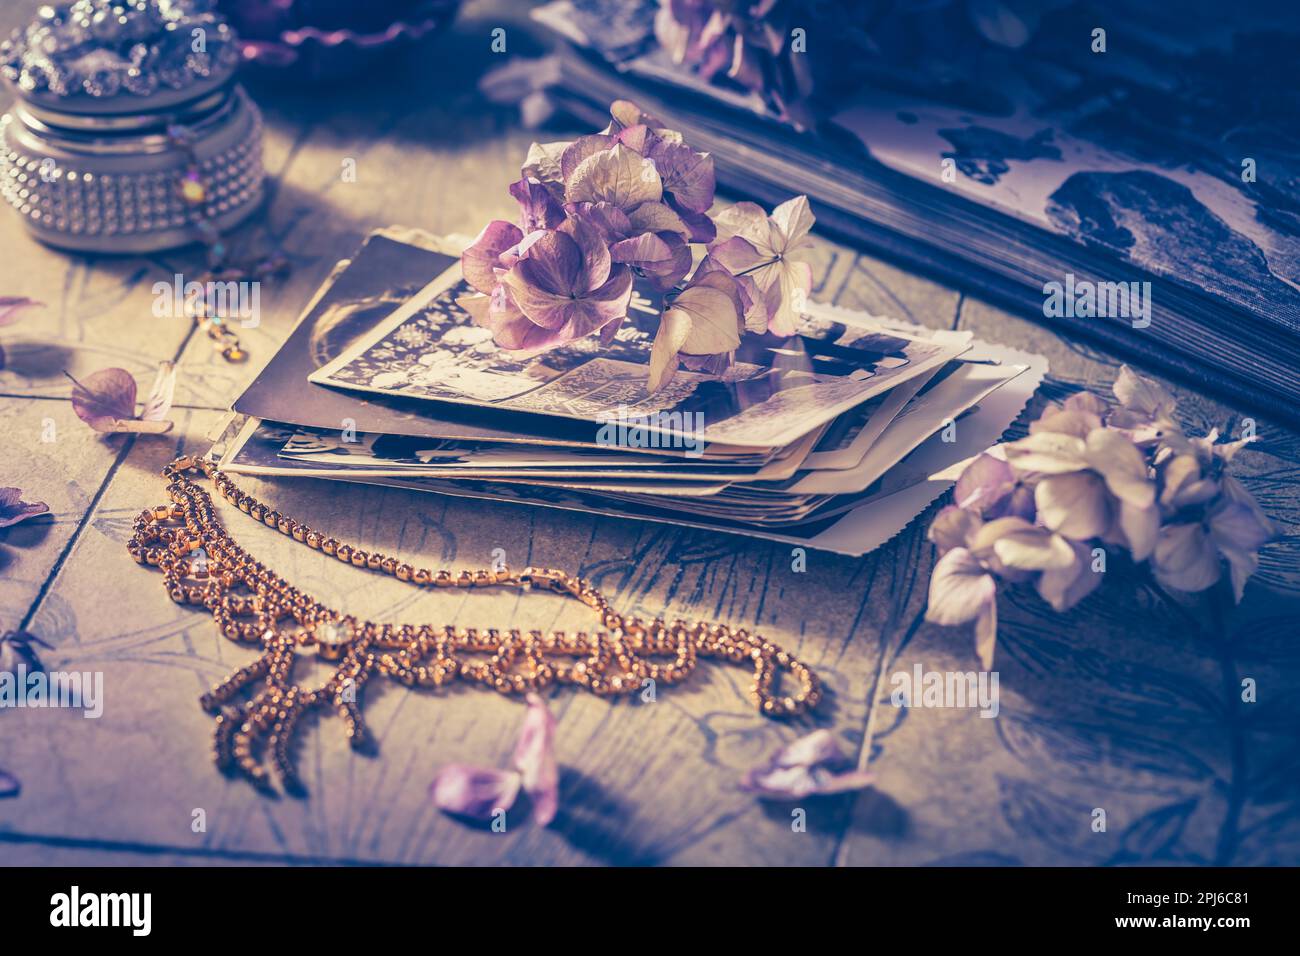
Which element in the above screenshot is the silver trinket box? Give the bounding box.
[0,1,264,254]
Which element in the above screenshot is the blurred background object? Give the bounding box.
[217,0,461,83]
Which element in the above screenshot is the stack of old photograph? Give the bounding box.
[219,228,1045,556]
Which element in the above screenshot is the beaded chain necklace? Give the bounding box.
[129,456,823,793]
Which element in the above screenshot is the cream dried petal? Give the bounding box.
[1035,472,1112,539]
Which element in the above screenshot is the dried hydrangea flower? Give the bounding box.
[498,222,634,350]
[460,100,812,392]
[654,0,815,128]
[1003,426,1158,559]
[925,364,1277,666]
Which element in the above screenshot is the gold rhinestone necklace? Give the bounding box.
[128,456,822,794]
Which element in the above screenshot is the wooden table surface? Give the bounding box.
[2,1,1298,866]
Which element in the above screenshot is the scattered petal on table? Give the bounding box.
[430,764,522,821]
[741,729,874,800]
[0,296,42,327]
[513,693,559,826]
[139,361,177,422]
[66,367,137,431]
[0,487,49,528]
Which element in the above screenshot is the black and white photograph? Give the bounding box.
[311,265,962,447]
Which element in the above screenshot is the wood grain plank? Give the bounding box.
[0,400,135,633]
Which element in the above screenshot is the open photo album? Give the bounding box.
[218,228,1046,555]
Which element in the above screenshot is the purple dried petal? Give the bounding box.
[566,267,635,338]
[502,272,580,332]
[1030,406,1102,439]
[567,145,666,212]
[670,201,717,244]
[1036,539,1103,612]
[697,255,764,330]
[610,232,673,268]
[0,488,50,529]
[733,273,765,330]
[953,453,1036,521]
[708,235,767,275]
[1113,365,1176,419]
[649,140,716,212]
[608,100,666,133]
[480,303,572,351]
[430,764,522,820]
[1210,499,1274,560]
[1062,391,1109,417]
[1001,484,1037,521]
[458,288,527,344]
[513,693,558,826]
[679,352,733,375]
[503,249,632,340]
[955,453,1014,510]
[773,728,846,769]
[600,315,624,346]
[0,296,42,327]
[929,504,980,554]
[676,265,746,337]
[615,123,652,154]
[509,177,566,232]
[66,368,137,431]
[1153,522,1222,594]
[484,295,576,351]
[461,220,524,295]
[558,217,613,291]
[645,234,693,292]
[515,231,584,298]
[711,201,775,250]
[740,729,874,800]
[742,765,822,798]
[567,201,633,243]
[925,547,996,628]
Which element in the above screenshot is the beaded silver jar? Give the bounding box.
[0,1,264,254]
